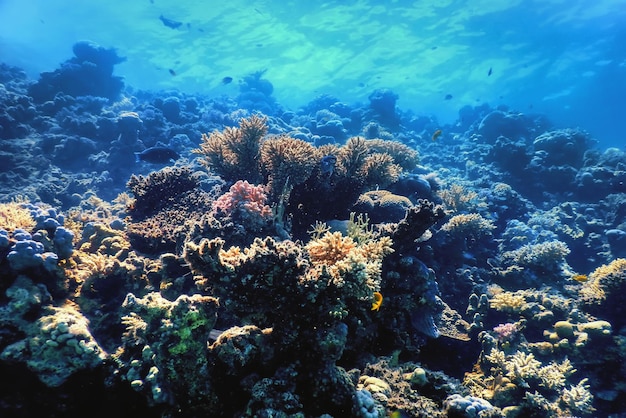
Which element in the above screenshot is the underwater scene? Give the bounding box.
[1,0,626,417]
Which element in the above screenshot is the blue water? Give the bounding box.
[3,2,626,416]
[1,0,625,146]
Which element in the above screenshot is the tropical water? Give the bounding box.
[2,0,625,146]
[1,1,626,417]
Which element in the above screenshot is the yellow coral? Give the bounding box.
[438,183,483,213]
[579,258,626,304]
[489,290,527,313]
[441,213,495,237]
[305,231,393,297]
[0,201,36,232]
[306,231,357,265]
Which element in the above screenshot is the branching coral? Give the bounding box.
[365,138,418,172]
[195,114,267,183]
[500,240,571,277]
[578,258,626,328]
[437,183,483,213]
[0,201,36,232]
[260,134,318,200]
[440,213,495,238]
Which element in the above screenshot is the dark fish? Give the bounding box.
[432,129,442,141]
[222,76,233,84]
[135,147,180,164]
[444,94,453,100]
[169,69,176,76]
[159,14,182,29]
[358,82,365,87]
[488,67,493,76]
[320,154,337,176]
[431,46,438,50]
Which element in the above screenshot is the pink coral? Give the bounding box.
[492,322,518,342]
[212,180,272,223]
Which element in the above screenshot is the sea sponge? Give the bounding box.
[259,134,317,200]
[195,114,267,183]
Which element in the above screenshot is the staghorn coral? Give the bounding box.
[195,114,267,183]
[437,182,484,213]
[498,240,572,284]
[260,134,318,200]
[358,152,402,189]
[365,138,419,172]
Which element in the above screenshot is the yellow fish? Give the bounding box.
[371,291,383,311]
[572,274,588,283]
[431,129,442,141]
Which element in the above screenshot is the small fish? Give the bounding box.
[390,410,410,418]
[320,154,337,176]
[572,274,588,283]
[169,69,176,76]
[444,94,453,100]
[159,14,182,29]
[432,129,442,141]
[371,292,383,311]
[488,67,493,76]
[135,147,180,164]
[221,76,233,85]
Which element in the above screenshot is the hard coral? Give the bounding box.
[195,114,267,183]
[0,201,36,232]
[126,166,199,219]
[212,180,272,226]
[260,134,317,200]
[579,258,626,327]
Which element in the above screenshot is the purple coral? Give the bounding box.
[492,322,518,342]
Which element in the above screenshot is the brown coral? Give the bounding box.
[195,114,267,183]
[260,134,318,200]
